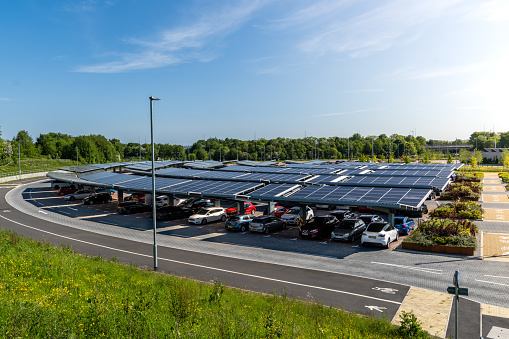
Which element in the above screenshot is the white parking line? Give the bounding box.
[371,262,442,274]
[475,279,509,287]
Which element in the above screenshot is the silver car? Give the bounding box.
[64,190,95,201]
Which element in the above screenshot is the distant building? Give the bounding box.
[481,148,509,162]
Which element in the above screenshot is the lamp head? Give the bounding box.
[149,96,161,101]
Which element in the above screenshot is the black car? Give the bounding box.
[330,218,366,242]
[299,215,339,239]
[83,192,112,205]
[156,206,193,221]
[117,201,151,215]
[190,199,214,211]
[330,209,356,221]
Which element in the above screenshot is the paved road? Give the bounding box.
[2,178,509,338]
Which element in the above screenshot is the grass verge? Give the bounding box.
[0,228,432,338]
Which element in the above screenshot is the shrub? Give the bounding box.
[430,202,483,219]
[404,219,478,249]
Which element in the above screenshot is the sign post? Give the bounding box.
[447,270,468,339]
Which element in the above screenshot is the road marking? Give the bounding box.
[371,262,442,274]
[67,207,78,211]
[484,275,509,279]
[0,213,405,306]
[38,211,48,214]
[373,287,398,294]
[191,233,224,240]
[365,305,387,312]
[475,279,509,288]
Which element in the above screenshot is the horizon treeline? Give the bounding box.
[0,127,508,165]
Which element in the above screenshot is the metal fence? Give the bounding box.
[0,168,54,179]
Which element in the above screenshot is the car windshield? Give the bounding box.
[252,217,266,223]
[229,216,241,221]
[195,209,209,215]
[367,223,386,232]
[394,218,404,225]
[337,220,356,229]
[360,216,374,223]
[309,217,329,225]
[288,209,300,215]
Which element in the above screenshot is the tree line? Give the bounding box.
[1,127,508,165]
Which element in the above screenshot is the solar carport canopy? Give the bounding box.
[280,185,430,209]
[313,175,451,191]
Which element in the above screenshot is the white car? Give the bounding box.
[155,195,186,207]
[361,222,399,248]
[64,190,95,201]
[281,206,314,225]
[188,207,227,225]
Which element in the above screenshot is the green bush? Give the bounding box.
[404,219,478,249]
[499,173,509,183]
[430,202,483,219]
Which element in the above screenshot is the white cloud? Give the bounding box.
[75,1,268,73]
[281,0,464,58]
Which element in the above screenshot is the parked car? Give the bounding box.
[58,186,78,196]
[399,205,428,218]
[249,216,286,234]
[361,222,399,248]
[330,209,356,221]
[83,192,112,205]
[281,206,314,225]
[188,207,226,225]
[189,199,215,211]
[393,216,416,235]
[331,218,367,242]
[358,214,383,226]
[96,188,116,195]
[117,201,151,215]
[156,206,193,221]
[64,190,95,201]
[274,206,290,218]
[225,214,255,232]
[225,202,256,215]
[299,215,339,239]
[51,180,73,190]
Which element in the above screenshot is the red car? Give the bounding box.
[226,202,256,215]
[58,186,78,196]
[274,206,290,218]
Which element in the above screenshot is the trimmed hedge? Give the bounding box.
[429,201,484,219]
[440,181,482,201]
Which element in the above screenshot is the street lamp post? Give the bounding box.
[149,96,160,271]
[18,143,21,181]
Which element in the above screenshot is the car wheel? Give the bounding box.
[220,215,226,222]
[59,192,64,196]
[282,223,287,230]
[54,185,60,190]
[264,227,270,234]
[396,233,400,241]
[70,196,75,201]
[385,238,391,249]
[240,225,247,232]
[89,200,94,205]
[201,219,207,225]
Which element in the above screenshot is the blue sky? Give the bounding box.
[1,0,508,145]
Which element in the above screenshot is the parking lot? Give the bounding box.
[53,188,412,251]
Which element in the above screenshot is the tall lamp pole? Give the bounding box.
[150,96,160,271]
[18,143,21,181]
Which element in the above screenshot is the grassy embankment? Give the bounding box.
[0,159,76,176]
[0,229,431,338]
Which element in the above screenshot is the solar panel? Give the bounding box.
[248,184,303,199]
[160,180,262,197]
[81,172,141,186]
[119,176,189,190]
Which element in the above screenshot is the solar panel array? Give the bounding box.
[317,175,450,191]
[283,185,429,208]
[160,180,263,197]
[247,184,302,199]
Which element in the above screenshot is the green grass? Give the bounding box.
[0,228,431,338]
[0,158,77,176]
